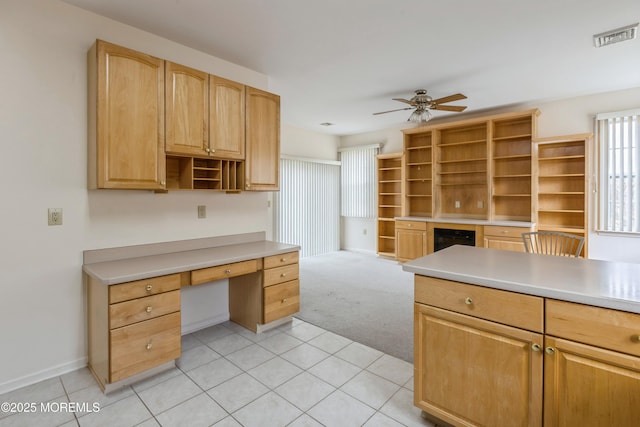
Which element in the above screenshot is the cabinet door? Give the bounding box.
[210,76,245,159]
[165,62,208,156]
[245,87,280,191]
[415,303,543,427]
[95,41,165,189]
[396,229,426,261]
[543,336,640,427]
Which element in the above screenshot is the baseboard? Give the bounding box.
[340,248,377,256]
[181,313,230,335]
[0,357,87,395]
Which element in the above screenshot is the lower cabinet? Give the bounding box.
[88,273,182,390]
[396,220,427,262]
[229,251,300,332]
[483,225,533,252]
[414,276,640,427]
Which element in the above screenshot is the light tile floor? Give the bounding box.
[0,318,434,427]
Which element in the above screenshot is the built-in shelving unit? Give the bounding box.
[404,133,433,217]
[534,134,589,256]
[166,155,244,192]
[377,153,403,257]
[491,116,535,221]
[403,109,540,222]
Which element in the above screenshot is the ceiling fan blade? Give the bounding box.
[431,93,467,104]
[431,104,467,112]
[392,98,416,106]
[373,107,414,115]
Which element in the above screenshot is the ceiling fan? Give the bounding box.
[373,89,467,123]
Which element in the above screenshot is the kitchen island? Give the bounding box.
[402,245,640,427]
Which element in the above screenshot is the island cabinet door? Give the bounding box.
[414,303,543,427]
[543,336,640,427]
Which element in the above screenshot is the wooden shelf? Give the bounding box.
[377,153,403,257]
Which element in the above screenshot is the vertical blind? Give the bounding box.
[339,144,380,218]
[596,109,640,233]
[273,157,341,257]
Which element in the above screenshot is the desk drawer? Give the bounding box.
[263,264,299,287]
[546,299,640,357]
[191,259,259,285]
[264,251,299,269]
[264,280,300,323]
[109,290,180,329]
[415,276,544,333]
[109,274,181,304]
[396,220,427,231]
[110,312,181,382]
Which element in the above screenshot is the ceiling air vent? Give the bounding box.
[593,23,638,47]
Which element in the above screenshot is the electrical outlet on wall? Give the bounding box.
[48,208,63,226]
[455,201,461,208]
[197,205,206,219]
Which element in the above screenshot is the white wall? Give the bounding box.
[0,0,287,393]
[339,88,640,261]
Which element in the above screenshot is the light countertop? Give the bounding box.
[402,245,640,314]
[83,239,299,285]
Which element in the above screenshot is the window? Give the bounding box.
[596,109,640,233]
[339,144,380,218]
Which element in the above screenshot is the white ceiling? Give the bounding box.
[63,0,640,135]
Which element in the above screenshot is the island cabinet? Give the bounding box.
[88,40,166,190]
[245,87,280,191]
[544,300,640,427]
[414,276,544,427]
[414,275,640,427]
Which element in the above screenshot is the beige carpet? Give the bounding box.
[297,250,414,362]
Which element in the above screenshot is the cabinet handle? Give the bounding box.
[280,258,287,262]
[464,297,473,305]
[281,273,287,278]
[545,347,555,355]
[632,335,640,343]
[146,284,153,292]
[146,306,152,313]
[160,180,166,186]
[146,342,153,351]
[531,343,541,352]
[225,269,232,274]
[281,298,287,304]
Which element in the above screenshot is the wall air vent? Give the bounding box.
[593,23,638,47]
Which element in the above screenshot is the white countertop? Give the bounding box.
[395,217,535,227]
[402,245,640,314]
[83,240,299,285]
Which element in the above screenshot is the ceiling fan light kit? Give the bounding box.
[373,89,467,123]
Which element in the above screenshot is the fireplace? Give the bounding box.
[434,228,476,252]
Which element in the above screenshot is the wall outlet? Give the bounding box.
[363,228,367,235]
[197,205,206,219]
[455,201,461,208]
[48,208,63,226]
[477,201,484,209]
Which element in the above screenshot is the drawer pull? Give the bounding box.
[225,269,231,274]
[632,335,640,343]
[281,273,287,278]
[281,298,287,304]
[280,258,287,262]
[531,343,542,352]
[464,297,473,305]
[545,347,555,355]
[146,342,153,351]
[146,306,152,313]
[146,284,153,292]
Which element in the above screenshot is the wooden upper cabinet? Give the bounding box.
[209,76,245,159]
[165,62,209,157]
[90,40,166,190]
[245,87,280,191]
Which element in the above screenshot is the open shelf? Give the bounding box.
[166,155,244,191]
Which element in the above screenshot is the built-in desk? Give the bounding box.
[83,232,300,392]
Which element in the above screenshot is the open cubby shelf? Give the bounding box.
[166,155,244,191]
